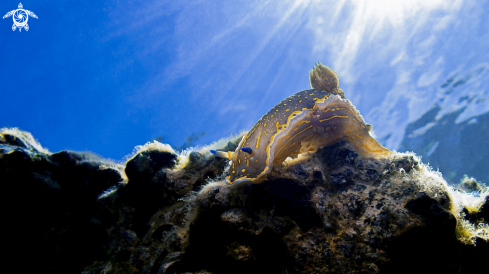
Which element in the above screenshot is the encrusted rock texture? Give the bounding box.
[1,128,488,274]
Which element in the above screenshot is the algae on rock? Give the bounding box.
[1,127,488,274]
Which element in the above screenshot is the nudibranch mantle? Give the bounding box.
[214,63,391,185]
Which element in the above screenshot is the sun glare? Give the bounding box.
[305,0,462,83]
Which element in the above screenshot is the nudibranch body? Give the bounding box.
[212,63,391,185]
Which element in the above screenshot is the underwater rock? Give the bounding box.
[2,60,488,274]
[0,128,123,274]
[457,176,485,193]
[116,142,232,238]
[2,127,488,274]
[399,102,489,185]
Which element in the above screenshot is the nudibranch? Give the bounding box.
[211,62,391,184]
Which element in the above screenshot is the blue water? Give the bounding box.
[1,1,488,185]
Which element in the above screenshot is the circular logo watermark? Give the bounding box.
[2,3,38,32]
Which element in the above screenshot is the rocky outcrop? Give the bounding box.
[1,128,487,274]
[398,64,489,185]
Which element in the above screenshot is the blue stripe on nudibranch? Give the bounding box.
[213,62,391,185]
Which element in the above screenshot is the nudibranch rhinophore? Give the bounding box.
[211,62,391,184]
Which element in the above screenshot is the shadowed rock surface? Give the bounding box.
[1,128,488,274]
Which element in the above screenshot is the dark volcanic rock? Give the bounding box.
[1,130,123,274]
[1,128,488,274]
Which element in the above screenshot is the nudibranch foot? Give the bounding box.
[212,62,391,185]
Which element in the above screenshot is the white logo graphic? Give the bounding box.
[3,3,38,32]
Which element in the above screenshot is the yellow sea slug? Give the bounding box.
[211,62,391,184]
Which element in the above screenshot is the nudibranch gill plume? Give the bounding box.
[211,62,391,185]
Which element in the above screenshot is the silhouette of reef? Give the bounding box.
[1,128,488,274]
